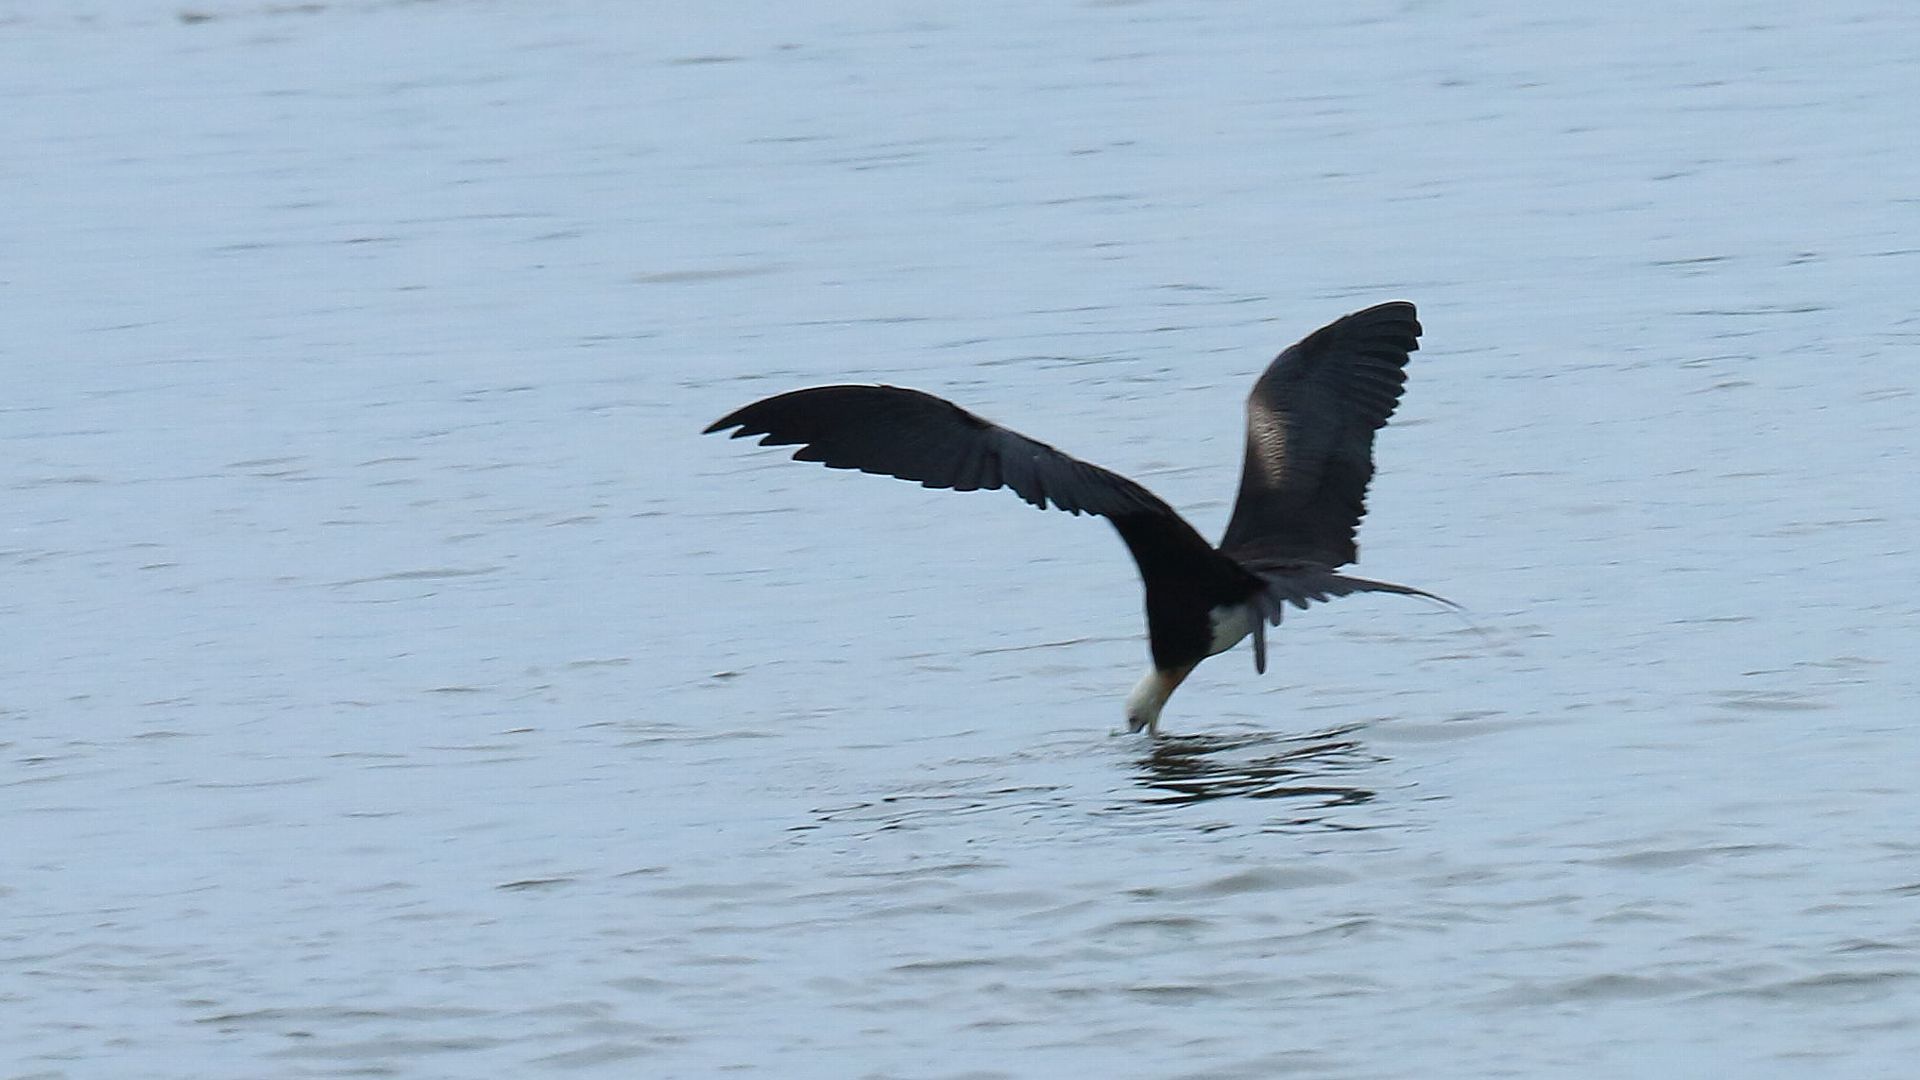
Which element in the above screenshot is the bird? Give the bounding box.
[704,300,1449,735]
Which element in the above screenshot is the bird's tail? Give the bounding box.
[1247,565,1459,626]
[1233,561,1468,675]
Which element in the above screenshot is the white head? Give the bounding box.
[1124,665,1193,736]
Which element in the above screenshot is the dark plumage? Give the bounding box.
[704,300,1449,734]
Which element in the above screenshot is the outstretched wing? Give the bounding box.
[708,384,1262,673]
[1217,301,1421,568]
[705,384,1177,520]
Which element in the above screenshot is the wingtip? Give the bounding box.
[703,412,753,436]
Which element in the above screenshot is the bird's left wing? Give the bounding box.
[1218,301,1421,568]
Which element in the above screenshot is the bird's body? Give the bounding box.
[705,300,1447,735]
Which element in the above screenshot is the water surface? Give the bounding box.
[4,1,1917,1077]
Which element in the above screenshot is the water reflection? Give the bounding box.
[795,727,1390,838]
[1130,725,1384,820]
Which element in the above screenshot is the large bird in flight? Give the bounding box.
[705,301,1448,735]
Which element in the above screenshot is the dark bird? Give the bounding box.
[704,301,1449,735]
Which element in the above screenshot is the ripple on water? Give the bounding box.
[1114,725,1389,829]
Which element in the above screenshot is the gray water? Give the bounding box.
[5,1,1918,1077]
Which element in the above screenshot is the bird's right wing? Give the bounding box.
[706,384,1181,521]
